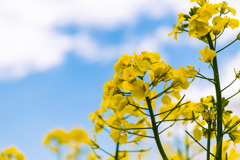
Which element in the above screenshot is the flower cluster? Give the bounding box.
[0,147,25,160]
[169,1,239,40]
[169,0,239,65]
[43,128,92,160]
[89,51,197,145]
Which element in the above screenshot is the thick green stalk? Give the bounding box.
[115,142,119,160]
[146,97,168,160]
[206,33,223,160]
[207,121,212,160]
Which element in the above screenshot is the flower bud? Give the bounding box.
[189,6,199,16]
[183,14,190,21]
[237,32,240,40]
[234,68,240,79]
[182,23,189,28]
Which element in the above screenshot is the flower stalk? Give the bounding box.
[206,33,223,160]
[146,97,168,160]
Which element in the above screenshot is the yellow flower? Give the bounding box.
[114,54,131,74]
[188,2,220,38]
[68,128,89,144]
[217,1,236,16]
[194,120,206,129]
[108,115,129,145]
[230,130,240,143]
[225,115,240,131]
[111,94,128,111]
[89,108,106,124]
[88,154,98,160]
[228,148,240,160]
[122,66,137,82]
[193,128,203,141]
[190,0,207,6]
[225,17,239,30]
[102,78,118,100]
[200,95,213,107]
[159,103,182,120]
[168,13,186,40]
[170,86,181,100]
[212,16,226,35]
[201,110,216,121]
[131,80,150,101]
[43,129,69,146]
[161,94,171,105]
[139,60,150,72]
[199,45,216,64]
[169,69,190,89]
[210,140,239,160]
[0,147,25,160]
[121,104,143,118]
[186,65,198,78]
[188,21,210,38]
[148,61,171,86]
[148,52,161,63]
[109,128,128,145]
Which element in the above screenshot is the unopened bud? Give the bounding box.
[182,23,189,28]
[234,68,240,79]
[183,14,190,21]
[213,30,221,36]
[189,6,199,16]
[237,32,240,40]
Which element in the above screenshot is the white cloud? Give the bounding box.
[0,0,240,79]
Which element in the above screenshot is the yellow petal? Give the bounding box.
[193,128,202,141]
[122,81,133,92]
[139,60,150,72]
[161,94,171,105]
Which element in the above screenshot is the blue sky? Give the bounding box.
[0,0,240,159]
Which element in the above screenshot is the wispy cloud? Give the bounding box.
[0,0,239,79]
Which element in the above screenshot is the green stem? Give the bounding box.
[91,140,114,158]
[129,103,149,110]
[98,147,114,158]
[136,107,150,116]
[195,119,208,130]
[158,95,185,126]
[150,84,175,100]
[216,38,238,53]
[223,119,240,135]
[156,117,197,123]
[195,75,215,84]
[207,121,212,160]
[214,137,223,160]
[206,33,223,160]
[146,97,168,160]
[226,90,240,101]
[115,142,119,160]
[119,147,152,153]
[98,116,154,138]
[158,120,176,134]
[154,101,190,116]
[221,78,237,92]
[185,130,215,158]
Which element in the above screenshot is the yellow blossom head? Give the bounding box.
[199,45,216,64]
